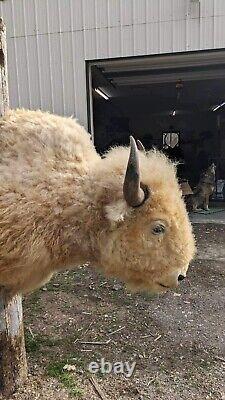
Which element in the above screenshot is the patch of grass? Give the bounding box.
[199,359,212,371]
[25,333,41,353]
[41,336,62,347]
[25,331,62,353]
[24,291,44,317]
[70,355,86,370]
[47,361,84,398]
[62,302,71,310]
[44,282,67,292]
[109,290,131,305]
[140,291,158,301]
[45,271,80,292]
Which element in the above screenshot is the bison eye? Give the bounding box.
[152,224,166,235]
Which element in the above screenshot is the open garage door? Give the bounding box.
[87,50,225,194]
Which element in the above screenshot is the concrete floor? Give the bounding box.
[190,209,225,224]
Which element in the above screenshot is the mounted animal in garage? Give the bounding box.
[189,163,216,211]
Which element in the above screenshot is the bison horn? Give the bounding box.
[136,139,145,152]
[123,136,149,207]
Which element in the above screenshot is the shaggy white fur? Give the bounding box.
[0,109,195,295]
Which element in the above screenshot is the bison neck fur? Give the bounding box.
[0,109,195,295]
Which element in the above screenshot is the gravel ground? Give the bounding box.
[1,223,225,400]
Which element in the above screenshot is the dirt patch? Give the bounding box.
[1,224,225,400]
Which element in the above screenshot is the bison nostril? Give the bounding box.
[178,274,185,282]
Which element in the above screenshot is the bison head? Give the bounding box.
[95,137,196,294]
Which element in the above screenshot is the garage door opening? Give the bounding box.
[87,50,225,197]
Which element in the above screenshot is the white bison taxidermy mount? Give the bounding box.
[0,110,195,296]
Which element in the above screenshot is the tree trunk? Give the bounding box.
[0,17,28,397]
[0,291,27,396]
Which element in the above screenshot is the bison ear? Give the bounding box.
[105,200,131,223]
[136,139,145,152]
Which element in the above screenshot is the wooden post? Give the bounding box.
[0,291,27,396]
[0,18,27,397]
[0,18,8,116]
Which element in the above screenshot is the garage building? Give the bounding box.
[1,0,225,189]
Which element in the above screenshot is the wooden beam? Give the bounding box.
[0,17,28,396]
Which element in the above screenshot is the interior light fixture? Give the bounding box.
[94,88,109,100]
[172,110,176,116]
[212,101,225,112]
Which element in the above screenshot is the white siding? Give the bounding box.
[0,0,225,128]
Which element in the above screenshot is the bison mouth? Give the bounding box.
[158,282,169,289]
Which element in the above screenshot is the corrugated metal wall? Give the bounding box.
[1,0,225,128]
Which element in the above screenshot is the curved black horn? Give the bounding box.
[123,136,147,207]
[136,139,145,152]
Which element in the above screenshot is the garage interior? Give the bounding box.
[88,50,225,198]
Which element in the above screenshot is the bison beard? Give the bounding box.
[0,109,196,296]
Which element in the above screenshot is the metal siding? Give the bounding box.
[23,0,36,36]
[15,37,30,108]
[133,23,147,56]
[33,0,43,109]
[146,20,160,54]
[72,30,86,125]
[6,38,20,108]
[35,0,48,35]
[200,16,214,49]
[160,0,173,22]
[60,32,75,115]
[26,35,41,109]
[171,0,187,20]
[121,0,133,25]
[187,15,200,51]
[1,0,225,128]
[107,0,121,26]
[95,0,108,28]
[121,25,134,57]
[172,19,186,52]
[70,0,83,31]
[133,0,146,24]
[108,26,122,58]
[49,33,64,115]
[58,0,72,32]
[160,21,173,53]
[96,27,108,58]
[214,15,225,47]
[146,0,159,22]
[84,29,97,60]
[38,34,53,110]
[214,0,225,15]
[201,0,214,17]
[46,0,60,33]
[12,1,25,38]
